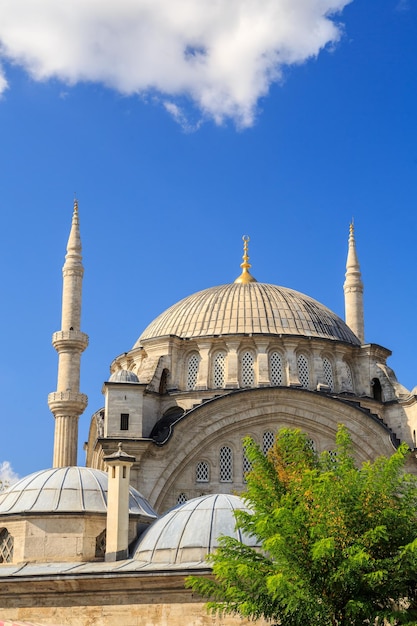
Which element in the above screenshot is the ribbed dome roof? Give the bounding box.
[134,494,257,564]
[0,467,156,518]
[137,283,359,346]
[109,369,139,383]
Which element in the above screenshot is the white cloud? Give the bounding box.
[163,101,202,132]
[0,460,19,491]
[0,63,8,95]
[0,0,352,126]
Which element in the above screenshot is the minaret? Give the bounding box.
[234,235,257,284]
[48,200,88,467]
[343,222,364,343]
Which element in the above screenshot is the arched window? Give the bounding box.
[95,529,106,559]
[343,362,354,392]
[307,438,316,452]
[240,351,255,387]
[328,450,337,464]
[212,351,226,388]
[269,351,283,386]
[0,528,13,563]
[196,461,209,483]
[177,493,188,505]
[297,354,309,388]
[220,446,233,482]
[322,357,334,391]
[263,431,275,455]
[242,450,252,482]
[186,353,200,390]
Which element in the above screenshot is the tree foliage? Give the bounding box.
[187,426,417,625]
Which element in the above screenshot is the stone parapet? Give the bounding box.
[52,330,89,352]
[48,391,88,415]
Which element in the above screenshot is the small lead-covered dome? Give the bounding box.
[137,282,360,346]
[109,369,139,383]
[134,493,257,564]
[0,467,156,519]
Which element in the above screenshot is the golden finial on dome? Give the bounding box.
[234,235,257,284]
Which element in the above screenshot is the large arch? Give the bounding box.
[136,387,400,511]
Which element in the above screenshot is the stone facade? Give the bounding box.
[0,571,269,626]
[1,209,417,626]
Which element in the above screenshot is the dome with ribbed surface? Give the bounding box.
[136,282,359,346]
[134,494,257,564]
[109,369,139,383]
[0,467,156,519]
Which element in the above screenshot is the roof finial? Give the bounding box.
[234,235,257,284]
[73,196,79,225]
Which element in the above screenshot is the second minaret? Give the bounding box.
[343,222,364,344]
[48,200,88,467]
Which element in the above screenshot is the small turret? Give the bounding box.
[48,200,88,467]
[104,443,136,562]
[343,222,364,344]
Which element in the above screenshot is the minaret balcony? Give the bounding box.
[52,330,89,352]
[48,391,88,415]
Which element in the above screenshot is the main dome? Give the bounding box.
[137,282,360,346]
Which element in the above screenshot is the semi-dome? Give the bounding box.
[134,493,257,564]
[137,282,360,346]
[0,467,156,519]
[109,369,139,383]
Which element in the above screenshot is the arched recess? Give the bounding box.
[159,368,170,394]
[147,387,400,511]
[372,378,383,402]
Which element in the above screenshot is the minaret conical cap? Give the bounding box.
[65,198,82,265]
[346,221,361,274]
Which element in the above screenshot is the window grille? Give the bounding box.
[241,351,255,387]
[120,413,129,430]
[196,461,209,483]
[95,529,106,559]
[263,431,275,455]
[344,363,353,391]
[307,438,316,452]
[220,446,233,482]
[212,352,226,388]
[186,354,199,390]
[328,450,337,464]
[269,351,283,386]
[0,528,13,563]
[177,493,187,505]
[322,358,334,391]
[242,451,252,482]
[297,354,309,388]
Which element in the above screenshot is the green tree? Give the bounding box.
[187,426,417,625]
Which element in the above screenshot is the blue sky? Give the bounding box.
[0,0,416,480]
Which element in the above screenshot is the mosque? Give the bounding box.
[0,201,416,625]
